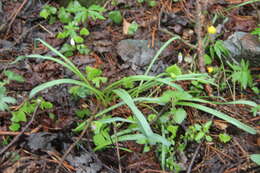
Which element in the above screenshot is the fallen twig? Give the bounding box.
[6,0,29,34]
[0,131,30,136]
[157,6,196,50]
[195,0,206,73]
[186,142,202,173]
[113,124,122,173]
[54,116,94,173]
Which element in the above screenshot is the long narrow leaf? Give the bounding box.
[29,79,105,102]
[94,134,147,151]
[113,89,154,137]
[215,100,258,107]
[176,102,256,134]
[36,39,90,85]
[180,98,258,108]
[104,75,183,92]
[94,97,164,118]
[99,117,135,124]
[16,55,78,76]
[145,36,180,76]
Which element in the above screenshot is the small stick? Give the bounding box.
[186,142,202,173]
[6,0,29,34]
[0,102,40,156]
[158,28,196,49]
[113,124,122,173]
[157,6,196,50]
[208,145,234,160]
[0,131,30,136]
[54,116,94,173]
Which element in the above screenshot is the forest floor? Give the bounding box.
[0,0,260,173]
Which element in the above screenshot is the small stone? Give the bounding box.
[223,32,260,67]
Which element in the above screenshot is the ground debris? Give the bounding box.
[20,132,103,173]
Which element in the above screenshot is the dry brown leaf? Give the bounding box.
[214,120,228,130]
[123,19,131,35]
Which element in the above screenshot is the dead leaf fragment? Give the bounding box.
[214,120,228,130]
[123,19,131,35]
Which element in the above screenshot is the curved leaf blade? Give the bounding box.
[177,102,256,134]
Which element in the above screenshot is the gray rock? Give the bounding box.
[116,39,173,74]
[25,132,59,152]
[223,32,260,67]
[66,152,102,173]
[24,132,103,173]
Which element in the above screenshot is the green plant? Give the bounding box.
[0,71,24,111]
[251,105,260,116]
[39,5,57,24]
[251,24,260,40]
[127,21,139,35]
[1,137,10,146]
[9,97,53,131]
[185,121,213,143]
[108,10,123,24]
[0,86,16,112]
[39,0,105,55]
[218,133,232,143]
[16,37,259,172]
[69,66,107,98]
[227,59,253,90]
[206,40,230,64]
[75,109,90,119]
[17,38,257,131]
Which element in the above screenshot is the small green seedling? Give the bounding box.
[0,86,16,112]
[166,64,182,78]
[75,109,90,119]
[0,71,24,111]
[85,66,108,88]
[109,10,123,24]
[9,98,53,131]
[227,60,253,90]
[40,5,57,24]
[127,21,139,35]
[218,133,232,143]
[68,66,107,98]
[251,105,260,117]
[185,121,213,143]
